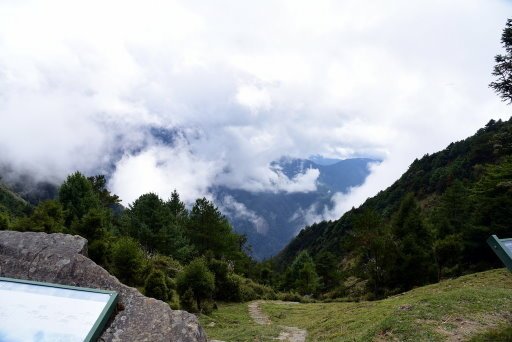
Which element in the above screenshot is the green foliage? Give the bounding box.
[111,237,145,286]
[314,251,341,292]
[470,325,512,342]
[176,257,215,312]
[0,211,9,230]
[1,172,269,307]
[31,200,66,233]
[281,251,320,295]
[180,288,196,312]
[144,270,170,302]
[208,259,236,301]
[275,118,512,299]
[59,172,101,225]
[392,194,436,291]
[87,175,120,208]
[490,19,512,103]
[123,192,193,261]
[72,207,108,240]
[232,274,277,301]
[260,269,512,342]
[88,238,110,266]
[148,254,183,279]
[0,181,31,218]
[188,198,242,261]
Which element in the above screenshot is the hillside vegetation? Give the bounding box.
[0,180,30,222]
[274,118,512,298]
[0,173,272,313]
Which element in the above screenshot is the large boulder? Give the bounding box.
[0,231,208,342]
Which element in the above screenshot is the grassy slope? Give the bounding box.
[200,302,281,341]
[202,269,512,341]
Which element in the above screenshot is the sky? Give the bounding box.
[0,0,511,220]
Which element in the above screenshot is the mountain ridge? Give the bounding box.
[274,117,512,297]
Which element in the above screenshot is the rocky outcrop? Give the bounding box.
[0,231,208,342]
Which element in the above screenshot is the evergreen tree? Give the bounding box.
[87,175,121,208]
[348,209,397,296]
[176,258,215,312]
[125,192,192,260]
[296,259,319,295]
[59,172,101,225]
[19,200,65,233]
[392,194,436,291]
[490,19,512,103]
[287,251,319,295]
[188,198,240,260]
[314,251,340,292]
[166,190,188,224]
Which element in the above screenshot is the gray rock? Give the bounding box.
[0,230,208,342]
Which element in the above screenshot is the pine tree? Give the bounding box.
[490,19,512,103]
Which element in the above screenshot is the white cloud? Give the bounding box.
[219,195,269,235]
[109,142,220,205]
[0,0,510,215]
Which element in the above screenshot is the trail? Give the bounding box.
[248,301,307,342]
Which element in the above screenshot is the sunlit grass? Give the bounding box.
[261,269,512,341]
[200,302,281,341]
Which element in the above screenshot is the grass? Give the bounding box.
[469,324,512,341]
[260,269,512,341]
[199,302,281,341]
[202,269,512,341]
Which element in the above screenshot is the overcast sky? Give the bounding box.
[0,0,511,218]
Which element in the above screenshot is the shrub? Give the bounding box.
[176,258,215,311]
[180,288,196,312]
[111,237,145,286]
[144,270,170,302]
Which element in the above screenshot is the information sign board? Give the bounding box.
[487,235,512,272]
[0,277,118,342]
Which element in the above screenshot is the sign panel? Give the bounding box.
[487,235,512,272]
[0,277,117,342]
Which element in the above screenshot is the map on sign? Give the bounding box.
[0,279,116,342]
[503,240,512,254]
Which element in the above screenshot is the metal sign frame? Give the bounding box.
[0,276,118,342]
[487,235,512,272]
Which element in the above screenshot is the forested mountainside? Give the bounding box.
[0,180,30,219]
[217,157,375,259]
[0,157,375,260]
[274,118,512,298]
[0,173,279,313]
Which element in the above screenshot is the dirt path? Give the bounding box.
[248,301,307,342]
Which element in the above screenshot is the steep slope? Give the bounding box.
[275,118,512,293]
[0,180,30,217]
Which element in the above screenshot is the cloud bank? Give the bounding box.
[0,0,511,220]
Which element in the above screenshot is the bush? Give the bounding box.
[277,291,303,302]
[169,290,180,310]
[180,288,196,312]
[111,237,145,286]
[149,254,182,278]
[231,274,276,301]
[208,259,242,301]
[88,239,109,266]
[144,270,170,302]
[0,212,9,230]
[176,258,215,311]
